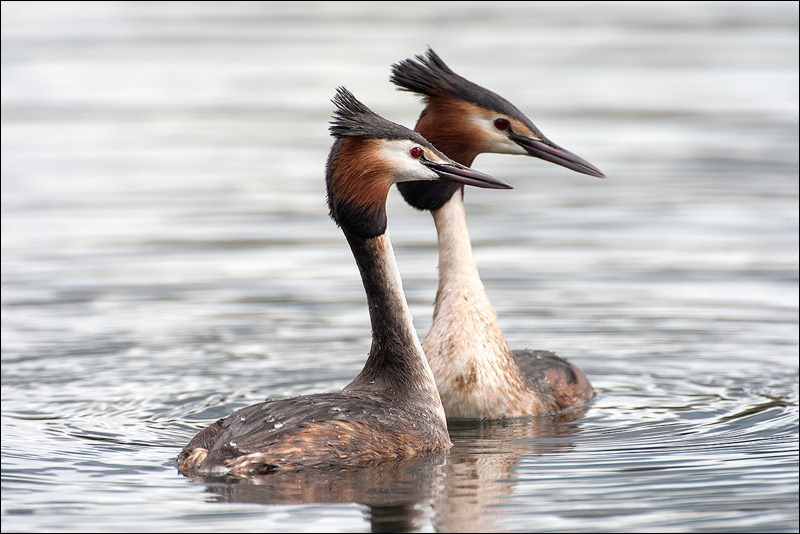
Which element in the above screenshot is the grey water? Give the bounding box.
[1,1,798,532]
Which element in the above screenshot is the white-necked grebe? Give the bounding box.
[390,48,603,419]
[177,87,512,476]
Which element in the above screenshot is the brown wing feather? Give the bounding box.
[513,349,595,413]
[178,391,449,476]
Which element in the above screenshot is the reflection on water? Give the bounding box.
[185,411,590,533]
[435,413,591,533]
[2,1,798,533]
[197,455,447,533]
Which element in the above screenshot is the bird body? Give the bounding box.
[392,49,601,419]
[178,87,511,475]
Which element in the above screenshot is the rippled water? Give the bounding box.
[2,1,798,532]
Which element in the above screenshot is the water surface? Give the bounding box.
[2,1,798,532]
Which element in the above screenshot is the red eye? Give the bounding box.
[410,146,424,159]
[494,118,510,131]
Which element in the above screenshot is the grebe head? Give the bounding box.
[326,87,511,238]
[391,48,604,210]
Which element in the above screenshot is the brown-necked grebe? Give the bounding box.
[390,48,604,419]
[177,87,512,476]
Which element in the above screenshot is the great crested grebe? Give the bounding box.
[177,87,512,476]
[390,48,604,420]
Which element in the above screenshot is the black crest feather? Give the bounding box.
[390,47,534,129]
[330,86,428,144]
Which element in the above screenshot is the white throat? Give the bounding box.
[424,192,529,418]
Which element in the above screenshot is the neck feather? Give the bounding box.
[424,145,517,377]
[328,138,393,239]
[432,190,484,295]
[345,233,443,407]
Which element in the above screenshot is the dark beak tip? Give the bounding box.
[428,161,513,190]
[519,137,605,180]
[472,179,514,190]
[481,177,513,190]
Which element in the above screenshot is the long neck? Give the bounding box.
[431,189,484,294]
[344,232,444,409]
[417,112,517,369]
[415,111,495,325]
